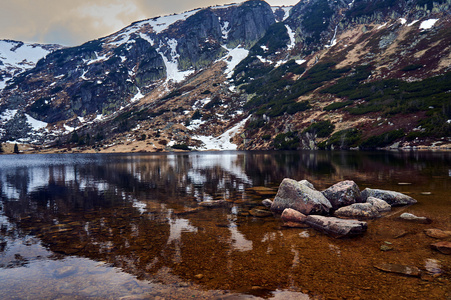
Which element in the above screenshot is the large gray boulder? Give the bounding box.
[366,196,392,212]
[361,188,417,206]
[334,203,381,219]
[304,215,367,238]
[322,180,362,210]
[270,178,332,215]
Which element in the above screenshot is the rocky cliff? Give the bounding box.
[0,0,450,152]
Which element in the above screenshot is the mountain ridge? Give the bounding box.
[0,0,450,153]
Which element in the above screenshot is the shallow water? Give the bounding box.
[0,151,449,299]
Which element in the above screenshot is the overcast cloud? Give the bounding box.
[0,0,299,46]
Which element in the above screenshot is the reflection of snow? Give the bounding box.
[229,221,253,251]
[167,218,197,244]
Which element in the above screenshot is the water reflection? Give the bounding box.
[0,151,450,299]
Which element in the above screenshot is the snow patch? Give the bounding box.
[325,25,338,48]
[221,46,250,78]
[193,116,250,151]
[158,38,194,83]
[399,18,407,25]
[131,88,144,102]
[407,20,419,27]
[272,6,293,22]
[0,109,18,122]
[377,22,388,30]
[285,25,296,50]
[221,21,231,39]
[25,114,47,131]
[295,59,306,65]
[419,19,439,30]
[141,9,200,34]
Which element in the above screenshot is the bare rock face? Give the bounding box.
[366,196,391,212]
[304,215,367,238]
[361,188,417,206]
[270,178,332,215]
[334,203,381,219]
[322,180,362,210]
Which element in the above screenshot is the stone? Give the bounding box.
[374,263,421,277]
[271,178,332,215]
[262,199,273,208]
[304,215,367,238]
[366,196,391,212]
[198,200,227,208]
[281,208,307,224]
[430,241,451,255]
[299,179,316,190]
[399,213,432,224]
[334,203,381,219]
[361,188,417,206]
[249,208,273,218]
[424,229,451,239]
[322,180,362,209]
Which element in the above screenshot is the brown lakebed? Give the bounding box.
[0,151,450,299]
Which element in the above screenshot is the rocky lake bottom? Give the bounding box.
[0,151,449,299]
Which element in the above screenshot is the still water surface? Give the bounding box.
[0,151,450,299]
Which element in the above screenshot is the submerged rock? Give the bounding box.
[262,199,273,208]
[304,215,367,238]
[430,241,451,255]
[399,213,432,224]
[361,188,417,206]
[322,180,361,209]
[334,203,381,219]
[424,228,451,239]
[249,208,273,218]
[198,200,227,208]
[271,178,332,215]
[366,196,391,212]
[374,263,421,277]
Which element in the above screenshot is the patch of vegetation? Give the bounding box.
[171,143,190,151]
[273,132,300,150]
[244,62,349,118]
[261,134,271,140]
[323,129,362,149]
[360,129,405,149]
[401,64,423,72]
[301,0,333,43]
[303,120,335,138]
[323,100,353,111]
[192,110,202,120]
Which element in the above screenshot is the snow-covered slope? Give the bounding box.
[0,40,62,90]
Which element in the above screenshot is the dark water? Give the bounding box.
[0,151,449,299]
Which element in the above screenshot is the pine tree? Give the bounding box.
[13,143,19,154]
[0,143,3,153]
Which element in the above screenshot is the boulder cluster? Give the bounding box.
[268,179,418,238]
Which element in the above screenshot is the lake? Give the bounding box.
[0,151,450,299]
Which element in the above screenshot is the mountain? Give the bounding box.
[0,0,450,152]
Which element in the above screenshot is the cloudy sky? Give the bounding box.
[1,0,299,46]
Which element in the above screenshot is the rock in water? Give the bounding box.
[361,188,417,206]
[334,203,381,219]
[304,215,367,238]
[430,241,451,255]
[281,208,307,224]
[366,196,391,212]
[299,179,316,190]
[249,208,273,217]
[374,263,421,277]
[399,213,432,224]
[322,180,361,209]
[271,178,332,215]
[198,200,227,208]
[424,229,451,239]
[262,199,273,208]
